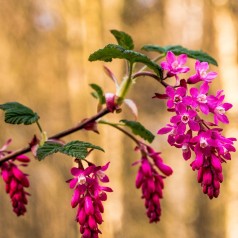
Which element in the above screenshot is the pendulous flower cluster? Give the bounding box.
[134,144,173,222]
[67,161,112,238]
[156,51,236,199]
[0,140,30,216]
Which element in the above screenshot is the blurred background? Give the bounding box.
[0,0,238,237]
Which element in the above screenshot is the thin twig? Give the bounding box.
[0,108,110,165]
[133,71,169,88]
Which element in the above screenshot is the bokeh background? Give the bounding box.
[0,0,238,237]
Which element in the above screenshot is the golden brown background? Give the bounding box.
[0,0,238,237]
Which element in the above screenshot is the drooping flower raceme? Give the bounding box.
[0,140,30,216]
[67,162,112,238]
[134,145,173,222]
[156,51,236,199]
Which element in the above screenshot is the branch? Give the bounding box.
[133,71,169,87]
[0,108,110,165]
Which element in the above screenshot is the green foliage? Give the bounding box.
[88,44,163,78]
[0,102,40,125]
[60,141,104,157]
[36,141,62,161]
[36,140,104,161]
[110,29,134,50]
[142,45,218,66]
[90,84,106,104]
[120,119,155,143]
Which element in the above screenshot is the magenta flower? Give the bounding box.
[156,55,236,200]
[170,104,200,134]
[189,128,236,198]
[134,145,172,223]
[146,146,173,176]
[1,161,30,216]
[165,86,187,109]
[67,162,112,238]
[135,156,164,223]
[207,90,232,124]
[197,154,223,199]
[157,123,181,146]
[174,130,193,160]
[188,60,217,84]
[188,82,210,114]
[161,51,190,77]
[0,140,30,216]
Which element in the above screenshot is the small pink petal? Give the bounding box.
[84,196,94,215]
[71,167,81,176]
[157,126,173,134]
[71,189,80,208]
[69,178,77,189]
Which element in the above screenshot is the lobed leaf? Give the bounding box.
[110,29,134,50]
[120,119,155,143]
[142,44,218,66]
[36,141,63,161]
[60,141,104,158]
[0,102,40,125]
[36,140,104,161]
[88,44,163,78]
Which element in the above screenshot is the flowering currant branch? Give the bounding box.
[0,108,110,165]
[0,30,236,238]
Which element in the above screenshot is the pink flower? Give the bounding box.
[188,60,217,84]
[188,82,210,114]
[134,145,172,223]
[0,140,30,216]
[207,90,232,124]
[67,162,112,238]
[165,86,187,109]
[189,129,236,198]
[197,155,223,199]
[156,56,236,200]
[161,51,190,77]
[170,104,200,134]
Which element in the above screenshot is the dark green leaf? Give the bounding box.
[0,102,40,125]
[142,45,183,54]
[120,119,155,143]
[90,84,105,104]
[142,45,218,66]
[36,140,104,161]
[110,29,134,50]
[184,50,218,66]
[60,140,104,158]
[36,141,63,161]
[89,44,163,77]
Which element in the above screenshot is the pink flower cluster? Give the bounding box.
[0,140,30,216]
[134,144,173,222]
[67,162,112,238]
[156,51,236,199]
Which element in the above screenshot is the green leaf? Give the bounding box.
[90,84,105,104]
[110,29,134,50]
[36,141,63,161]
[36,140,104,161]
[89,44,163,77]
[0,102,40,125]
[142,44,218,66]
[142,45,183,54]
[60,141,104,158]
[120,119,155,143]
